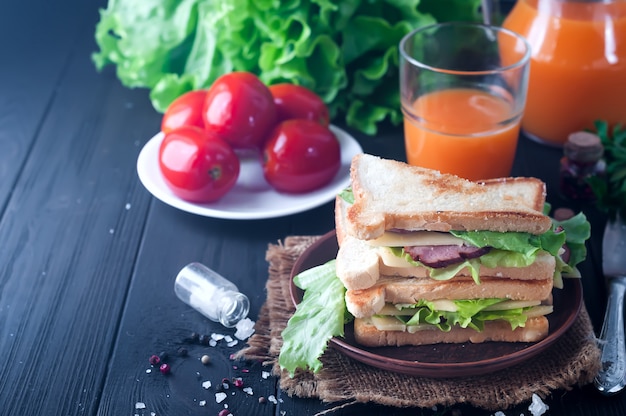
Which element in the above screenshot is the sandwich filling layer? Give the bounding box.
[369,299,553,333]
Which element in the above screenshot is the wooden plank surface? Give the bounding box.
[0,0,155,413]
[0,0,623,415]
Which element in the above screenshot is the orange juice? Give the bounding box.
[503,0,626,146]
[403,88,520,181]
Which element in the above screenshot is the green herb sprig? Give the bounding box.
[588,120,626,220]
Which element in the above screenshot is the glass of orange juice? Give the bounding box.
[399,22,531,181]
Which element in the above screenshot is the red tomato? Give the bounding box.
[269,83,330,126]
[158,127,240,202]
[161,90,207,134]
[203,72,276,150]
[262,120,341,193]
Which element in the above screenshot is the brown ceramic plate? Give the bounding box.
[289,230,583,378]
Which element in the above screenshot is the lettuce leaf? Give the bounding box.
[395,298,529,332]
[92,0,483,135]
[279,260,350,376]
[338,187,354,204]
[450,229,565,258]
[552,212,591,272]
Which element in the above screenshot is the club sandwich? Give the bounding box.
[335,154,567,346]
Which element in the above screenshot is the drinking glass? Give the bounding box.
[399,22,531,181]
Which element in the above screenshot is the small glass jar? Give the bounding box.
[174,262,250,328]
[559,131,605,201]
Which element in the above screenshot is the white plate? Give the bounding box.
[136,125,363,220]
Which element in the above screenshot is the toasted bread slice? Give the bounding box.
[345,276,554,318]
[335,235,380,290]
[353,316,549,346]
[346,154,552,240]
[335,195,351,247]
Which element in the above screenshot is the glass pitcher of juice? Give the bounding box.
[502,0,626,146]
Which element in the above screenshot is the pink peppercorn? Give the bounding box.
[149,355,161,366]
[159,363,171,375]
[233,378,244,388]
[218,410,231,416]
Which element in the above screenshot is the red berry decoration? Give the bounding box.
[159,363,171,375]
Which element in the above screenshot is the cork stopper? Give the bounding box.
[564,131,604,163]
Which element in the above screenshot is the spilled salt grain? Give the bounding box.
[202,380,212,389]
[209,339,217,347]
[215,392,227,403]
[212,333,225,341]
[262,371,271,379]
[528,393,549,416]
[268,395,278,404]
[135,402,146,409]
[243,387,253,395]
[227,340,238,347]
[225,335,233,343]
[494,412,506,416]
[235,318,255,340]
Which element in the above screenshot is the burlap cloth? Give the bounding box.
[237,236,602,411]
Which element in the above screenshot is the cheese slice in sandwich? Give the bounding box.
[335,154,563,346]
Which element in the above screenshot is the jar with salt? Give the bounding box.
[174,262,250,328]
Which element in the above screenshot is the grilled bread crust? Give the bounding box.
[345,275,554,318]
[353,316,550,346]
[346,154,552,240]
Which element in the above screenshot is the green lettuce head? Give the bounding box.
[92,0,483,135]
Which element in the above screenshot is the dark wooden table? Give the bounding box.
[1,0,624,415]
